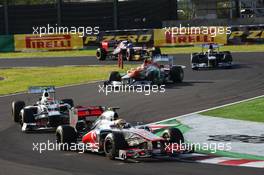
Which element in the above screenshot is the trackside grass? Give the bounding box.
[0,44,263,59]
[161,44,264,54]
[201,97,264,123]
[0,65,137,95]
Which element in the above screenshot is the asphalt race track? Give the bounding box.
[0,52,264,175]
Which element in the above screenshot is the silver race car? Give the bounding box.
[191,44,233,70]
[11,86,74,132]
[56,107,188,161]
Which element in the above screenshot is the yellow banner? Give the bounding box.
[14,34,83,51]
[154,27,227,46]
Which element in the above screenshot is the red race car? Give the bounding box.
[56,108,190,161]
[96,40,161,61]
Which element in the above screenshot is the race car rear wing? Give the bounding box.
[28,86,55,94]
[201,43,221,52]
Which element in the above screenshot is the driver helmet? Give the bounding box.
[115,119,127,128]
[41,90,53,104]
[208,44,214,53]
[44,92,49,98]
[103,111,119,121]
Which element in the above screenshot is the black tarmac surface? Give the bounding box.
[0,52,263,175]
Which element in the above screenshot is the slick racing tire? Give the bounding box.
[109,71,121,82]
[61,99,74,108]
[56,125,77,151]
[96,48,107,61]
[191,53,199,70]
[21,107,37,124]
[126,48,134,61]
[104,132,128,160]
[12,101,25,123]
[191,53,199,63]
[163,128,184,144]
[170,66,184,83]
[223,51,233,63]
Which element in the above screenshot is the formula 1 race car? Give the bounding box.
[104,55,184,86]
[96,40,161,61]
[191,44,233,70]
[56,108,187,161]
[11,86,104,132]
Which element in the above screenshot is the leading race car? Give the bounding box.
[191,44,233,70]
[104,55,184,86]
[96,40,161,61]
[11,86,104,132]
[56,108,187,161]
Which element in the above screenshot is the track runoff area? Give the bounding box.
[151,95,264,168]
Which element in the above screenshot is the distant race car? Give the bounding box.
[11,86,104,132]
[56,107,188,161]
[96,40,161,61]
[191,44,233,70]
[104,55,184,86]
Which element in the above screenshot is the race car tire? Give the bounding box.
[109,71,121,82]
[56,125,77,151]
[126,48,134,61]
[170,66,184,83]
[61,99,74,108]
[21,107,37,124]
[223,51,233,63]
[163,128,184,144]
[104,132,128,160]
[12,101,25,123]
[96,48,107,61]
[191,53,199,64]
[191,54,200,70]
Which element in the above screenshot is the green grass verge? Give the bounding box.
[0,65,136,95]
[0,44,263,59]
[161,44,264,54]
[0,49,95,59]
[201,97,264,122]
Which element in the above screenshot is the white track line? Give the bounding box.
[198,157,237,164]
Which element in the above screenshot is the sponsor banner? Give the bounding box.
[228,25,264,45]
[83,29,154,47]
[14,34,83,51]
[0,35,15,52]
[154,28,227,46]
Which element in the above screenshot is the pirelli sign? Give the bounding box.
[14,34,83,51]
[83,29,154,47]
[228,25,264,44]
